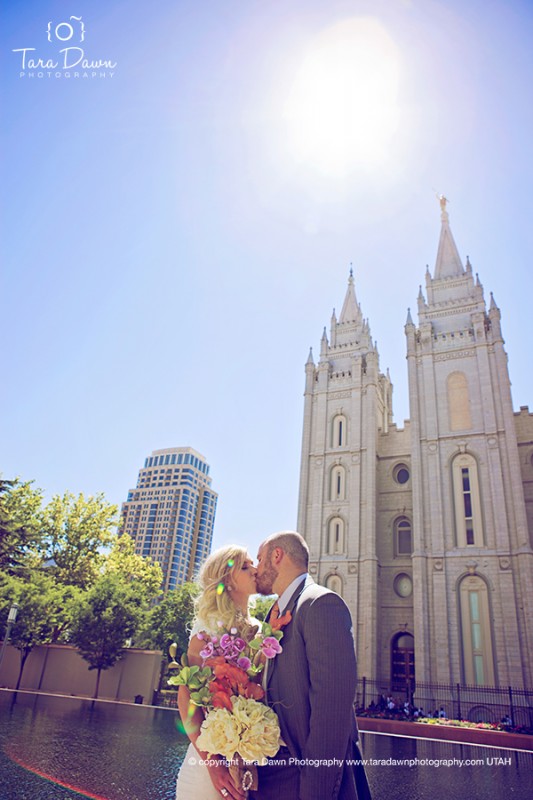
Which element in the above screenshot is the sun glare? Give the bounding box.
[284,18,402,176]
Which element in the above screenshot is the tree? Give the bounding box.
[41,492,118,589]
[250,595,273,622]
[69,574,143,698]
[0,478,44,575]
[0,571,75,688]
[136,582,199,657]
[103,532,163,603]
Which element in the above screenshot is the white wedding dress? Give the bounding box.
[175,741,220,799]
[176,621,220,799]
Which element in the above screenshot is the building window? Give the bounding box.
[452,453,483,547]
[393,573,413,597]
[325,574,342,596]
[332,414,347,447]
[327,517,345,554]
[447,371,472,431]
[330,465,346,501]
[394,516,412,556]
[391,632,415,691]
[459,575,495,685]
[393,464,410,485]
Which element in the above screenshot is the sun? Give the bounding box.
[283,18,402,176]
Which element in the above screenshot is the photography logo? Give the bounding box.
[46,16,85,44]
[13,15,117,79]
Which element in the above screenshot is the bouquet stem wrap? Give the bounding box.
[229,756,258,793]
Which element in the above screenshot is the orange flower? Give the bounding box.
[243,681,264,701]
[213,663,249,684]
[205,656,227,668]
[208,679,227,694]
[211,691,233,711]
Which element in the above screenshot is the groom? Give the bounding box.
[252,531,371,800]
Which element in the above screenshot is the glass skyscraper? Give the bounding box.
[121,447,218,591]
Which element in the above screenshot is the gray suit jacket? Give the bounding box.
[260,577,371,800]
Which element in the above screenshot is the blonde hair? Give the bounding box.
[193,545,250,633]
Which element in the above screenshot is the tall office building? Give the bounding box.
[297,201,533,691]
[121,447,218,591]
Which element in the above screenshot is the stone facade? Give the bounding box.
[297,204,533,690]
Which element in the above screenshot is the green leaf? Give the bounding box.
[190,687,212,706]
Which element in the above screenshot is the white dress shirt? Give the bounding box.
[275,572,309,614]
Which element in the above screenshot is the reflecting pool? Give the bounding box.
[1,691,532,800]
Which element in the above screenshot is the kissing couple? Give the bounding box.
[175,531,372,800]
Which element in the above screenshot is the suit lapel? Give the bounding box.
[266,575,314,690]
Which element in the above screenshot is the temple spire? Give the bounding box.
[339,266,360,323]
[434,195,464,279]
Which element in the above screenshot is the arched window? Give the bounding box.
[332,414,347,447]
[394,517,412,556]
[447,372,472,431]
[328,517,345,554]
[459,575,495,685]
[452,453,483,547]
[325,574,343,596]
[330,465,346,501]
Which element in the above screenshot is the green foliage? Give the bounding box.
[0,478,44,575]
[103,532,163,601]
[168,664,213,706]
[0,572,69,650]
[41,492,119,589]
[168,664,212,689]
[0,570,79,687]
[136,582,199,656]
[249,595,273,622]
[69,574,143,696]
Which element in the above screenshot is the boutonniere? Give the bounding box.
[270,610,292,632]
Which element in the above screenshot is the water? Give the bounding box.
[1,691,532,800]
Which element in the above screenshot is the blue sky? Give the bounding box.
[2,0,533,562]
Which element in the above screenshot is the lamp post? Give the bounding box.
[0,602,19,677]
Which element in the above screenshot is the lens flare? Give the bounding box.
[175,718,187,734]
[4,746,110,800]
[216,582,225,595]
[227,559,235,567]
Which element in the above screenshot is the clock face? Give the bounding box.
[394,573,413,598]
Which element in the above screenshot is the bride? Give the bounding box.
[176,545,259,800]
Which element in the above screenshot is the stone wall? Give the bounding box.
[0,643,163,704]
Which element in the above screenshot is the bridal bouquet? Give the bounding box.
[169,614,290,791]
